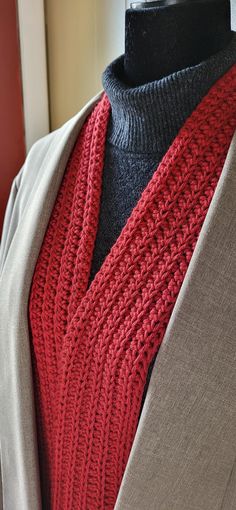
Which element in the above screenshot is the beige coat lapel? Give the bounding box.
[0,90,103,510]
[114,129,236,510]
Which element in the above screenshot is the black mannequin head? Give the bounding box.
[124,0,232,85]
[131,0,226,7]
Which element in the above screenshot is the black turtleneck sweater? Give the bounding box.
[88,33,236,418]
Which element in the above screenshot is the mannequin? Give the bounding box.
[124,0,233,85]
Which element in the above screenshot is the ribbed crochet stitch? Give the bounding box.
[29,62,236,510]
[89,33,236,285]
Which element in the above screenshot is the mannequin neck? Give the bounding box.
[124,0,233,86]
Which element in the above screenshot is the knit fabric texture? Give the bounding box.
[88,33,236,416]
[89,34,236,285]
[28,63,236,509]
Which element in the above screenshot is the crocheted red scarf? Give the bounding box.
[29,63,236,510]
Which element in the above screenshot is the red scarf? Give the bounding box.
[29,63,236,509]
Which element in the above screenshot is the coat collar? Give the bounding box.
[0,90,103,510]
[0,88,236,509]
[115,129,236,510]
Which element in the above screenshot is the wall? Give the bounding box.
[45,0,128,130]
[0,0,25,235]
[17,0,49,153]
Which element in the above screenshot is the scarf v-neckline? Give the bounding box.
[28,62,236,509]
[70,63,236,314]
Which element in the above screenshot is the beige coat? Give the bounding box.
[1,89,236,510]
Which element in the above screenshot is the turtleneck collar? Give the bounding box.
[102,32,236,155]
